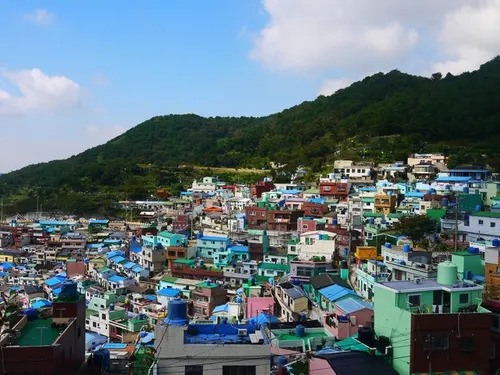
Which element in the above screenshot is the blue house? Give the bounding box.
[196,235,231,258]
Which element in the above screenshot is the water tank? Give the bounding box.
[368,218,375,225]
[235,297,242,303]
[221,317,228,325]
[475,205,481,212]
[109,304,114,311]
[249,318,256,325]
[92,349,110,374]
[437,262,458,286]
[295,325,305,337]
[385,243,392,249]
[441,198,449,207]
[343,248,348,257]
[332,219,338,225]
[403,244,411,253]
[139,331,148,338]
[164,298,188,326]
[21,308,38,321]
[463,187,469,193]
[468,247,479,254]
[268,278,275,287]
[358,327,375,347]
[206,279,211,286]
[277,356,288,369]
[197,233,202,239]
[492,239,500,247]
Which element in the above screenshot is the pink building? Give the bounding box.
[297,217,317,234]
[323,297,373,340]
[66,260,86,278]
[245,296,274,318]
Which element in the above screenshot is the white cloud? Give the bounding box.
[318,78,354,96]
[250,0,499,81]
[0,68,80,115]
[433,0,500,75]
[23,9,56,25]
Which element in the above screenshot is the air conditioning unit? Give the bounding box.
[238,329,248,336]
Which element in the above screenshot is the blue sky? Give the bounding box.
[0,0,499,171]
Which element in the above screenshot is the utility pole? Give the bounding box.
[454,193,460,251]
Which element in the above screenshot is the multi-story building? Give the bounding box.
[166,245,196,269]
[381,244,437,281]
[274,281,308,322]
[319,182,349,200]
[267,209,304,232]
[460,211,500,242]
[296,231,336,261]
[289,259,331,283]
[191,280,227,316]
[155,300,270,375]
[374,192,397,215]
[130,244,166,273]
[196,235,231,258]
[374,262,492,375]
[246,206,268,230]
[191,176,218,193]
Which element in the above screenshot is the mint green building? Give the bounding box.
[374,261,489,375]
[451,251,484,280]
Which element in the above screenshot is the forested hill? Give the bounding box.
[1,57,500,214]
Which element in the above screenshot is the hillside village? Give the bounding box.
[0,154,499,375]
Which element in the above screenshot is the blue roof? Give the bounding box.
[123,262,136,270]
[52,287,62,296]
[144,295,156,301]
[109,255,126,263]
[108,275,127,283]
[319,284,358,302]
[157,288,181,297]
[87,243,106,249]
[359,187,377,191]
[253,312,279,324]
[308,198,326,204]
[229,245,248,253]
[45,277,62,287]
[212,303,229,313]
[32,299,52,309]
[131,247,142,253]
[89,219,109,225]
[56,271,67,278]
[449,168,490,173]
[279,189,302,195]
[140,332,155,344]
[1,262,14,270]
[0,272,7,277]
[180,191,193,196]
[435,176,472,182]
[39,220,70,226]
[103,239,121,245]
[199,236,229,242]
[405,192,425,198]
[106,250,125,259]
[131,266,144,273]
[335,297,373,314]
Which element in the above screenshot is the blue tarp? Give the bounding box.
[157,288,181,297]
[319,284,358,302]
[45,277,62,287]
[212,303,229,314]
[32,299,52,309]
[253,312,279,325]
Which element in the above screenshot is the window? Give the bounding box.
[459,337,475,352]
[491,222,496,228]
[323,186,331,192]
[459,293,469,304]
[408,294,421,308]
[479,220,484,225]
[223,366,256,375]
[423,334,449,350]
[185,365,203,375]
[101,313,106,320]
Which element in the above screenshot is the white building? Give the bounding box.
[296,231,336,261]
[191,177,218,193]
[460,212,500,242]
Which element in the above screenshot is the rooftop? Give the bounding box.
[378,278,483,293]
[197,281,220,289]
[18,318,66,347]
[184,324,261,345]
[470,211,500,219]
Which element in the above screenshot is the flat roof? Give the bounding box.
[18,318,65,347]
[377,279,482,293]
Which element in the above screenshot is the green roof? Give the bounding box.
[173,258,195,265]
[197,281,219,289]
[471,211,500,219]
[361,197,374,203]
[303,188,320,194]
[18,319,64,347]
[492,196,500,201]
[160,276,178,283]
[387,213,404,219]
[158,231,177,238]
[363,212,384,218]
[426,209,447,220]
[258,262,290,272]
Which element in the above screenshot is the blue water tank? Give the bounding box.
[468,247,479,254]
[292,279,300,286]
[140,331,148,338]
[277,356,288,368]
[249,318,256,326]
[197,233,202,239]
[493,239,500,247]
[403,244,411,252]
[368,218,375,225]
[268,278,275,286]
[475,205,481,212]
[441,198,449,207]
[463,187,469,193]
[109,304,114,311]
[206,279,211,286]
[295,325,305,337]
[235,297,242,303]
[21,308,38,321]
[385,243,392,249]
[164,298,188,326]
[92,349,110,374]
[343,248,348,257]
[222,317,228,325]
[332,219,338,225]
[464,271,472,280]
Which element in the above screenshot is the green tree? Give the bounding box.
[392,215,437,248]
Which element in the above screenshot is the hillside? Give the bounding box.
[1,57,500,215]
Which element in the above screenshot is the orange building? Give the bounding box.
[374,193,397,215]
